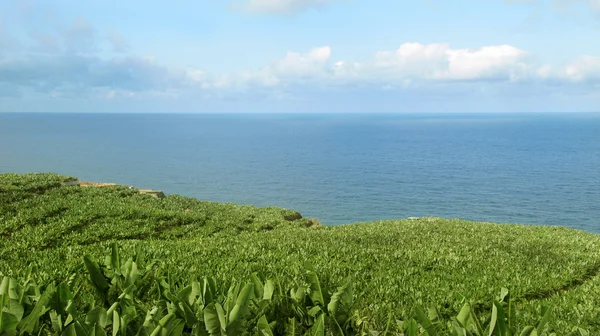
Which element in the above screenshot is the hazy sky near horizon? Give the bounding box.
[0,0,599,113]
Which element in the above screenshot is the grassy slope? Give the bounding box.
[2,173,600,333]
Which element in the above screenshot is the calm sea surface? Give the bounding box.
[1,113,599,232]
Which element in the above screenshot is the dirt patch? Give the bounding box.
[78,182,165,198]
[79,181,118,187]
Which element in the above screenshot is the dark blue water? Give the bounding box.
[1,113,599,232]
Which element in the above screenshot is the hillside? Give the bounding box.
[1,173,600,335]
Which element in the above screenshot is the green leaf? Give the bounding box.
[492,301,507,336]
[120,315,129,336]
[571,327,589,336]
[519,326,536,336]
[86,308,108,329]
[290,287,306,303]
[202,278,216,308]
[167,319,184,336]
[263,280,274,302]
[61,323,78,336]
[330,316,345,336]
[203,304,225,336]
[226,283,254,335]
[250,275,264,300]
[404,318,419,336]
[451,320,466,336]
[177,302,198,327]
[8,279,19,301]
[84,256,109,292]
[307,306,322,317]
[536,306,552,335]
[0,278,8,296]
[0,278,19,301]
[257,316,273,336]
[0,311,18,335]
[304,266,324,307]
[142,307,159,328]
[136,326,150,336]
[189,282,201,306]
[75,321,90,336]
[382,312,393,336]
[112,311,120,336]
[18,282,56,334]
[50,310,63,333]
[149,314,176,336]
[177,286,194,306]
[416,307,437,336]
[311,314,325,336]
[123,260,139,288]
[489,303,498,336]
[285,318,297,336]
[456,303,471,328]
[3,299,24,322]
[88,323,108,336]
[327,280,353,327]
[110,243,121,274]
[56,282,75,315]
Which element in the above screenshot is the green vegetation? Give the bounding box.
[1,173,600,335]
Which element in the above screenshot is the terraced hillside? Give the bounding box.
[1,173,600,335]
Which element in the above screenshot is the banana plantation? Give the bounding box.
[1,173,600,335]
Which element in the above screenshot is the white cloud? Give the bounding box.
[204,46,331,90]
[0,54,207,98]
[233,43,533,88]
[563,56,600,80]
[2,33,600,101]
[365,43,530,82]
[536,55,600,82]
[271,46,332,78]
[242,0,338,14]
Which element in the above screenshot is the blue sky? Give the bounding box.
[0,0,599,113]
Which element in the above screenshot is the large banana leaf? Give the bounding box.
[327,280,354,328]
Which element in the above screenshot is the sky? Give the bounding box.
[0,0,599,113]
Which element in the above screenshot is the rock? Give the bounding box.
[139,189,165,199]
[407,217,420,220]
[305,218,323,228]
[284,211,303,221]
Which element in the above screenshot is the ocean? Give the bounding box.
[1,113,599,232]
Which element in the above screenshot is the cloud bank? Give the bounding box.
[202,43,599,92]
[1,39,600,102]
[1,7,599,112]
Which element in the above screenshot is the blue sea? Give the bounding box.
[1,113,599,232]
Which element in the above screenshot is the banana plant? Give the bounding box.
[397,288,561,336]
[287,263,357,335]
[84,243,142,305]
[203,282,255,336]
[449,288,555,336]
[2,273,57,336]
[1,277,24,336]
[3,245,597,336]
